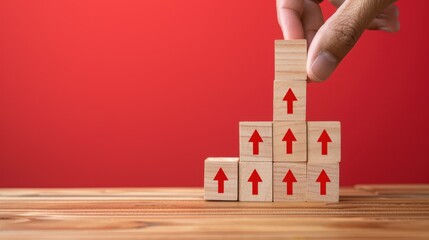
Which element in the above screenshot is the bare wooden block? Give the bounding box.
[307,121,341,163]
[239,122,273,162]
[273,121,306,162]
[204,157,239,201]
[306,162,339,202]
[273,80,306,121]
[239,161,273,202]
[274,39,307,81]
[273,162,307,202]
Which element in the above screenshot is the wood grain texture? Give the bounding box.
[307,121,341,163]
[239,122,273,162]
[204,158,238,201]
[307,162,339,202]
[274,39,307,81]
[239,161,273,202]
[273,121,307,162]
[355,184,429,195]
[0,185,428,239]
[273,162,306,202]
[273,80,306,121]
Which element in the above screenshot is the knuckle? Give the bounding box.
[332,18,361,49]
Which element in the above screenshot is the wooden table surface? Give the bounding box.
[0,184,428,239]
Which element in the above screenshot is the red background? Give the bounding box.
[0,1,428,187]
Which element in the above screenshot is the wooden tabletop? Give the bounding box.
[0,184,428,239]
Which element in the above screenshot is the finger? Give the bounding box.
[368,4,400,32]
[302,0,324,46]
[328,0,344,7]
[367,18,400,32]
[276,0,305,39]
[375,4,399,19]
[307,0,396,82]
[330,0,399,32]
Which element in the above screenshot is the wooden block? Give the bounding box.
[307,121,341,163]
[239,122,273,162]
[273,121,307,162]
[306,162,339,202]
[239,161,272,202]
[273,162,307,202]
[274,39,307,81]
[204,157,239,201]
[273,80,306,121]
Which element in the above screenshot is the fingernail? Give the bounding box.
[310,51,337,81]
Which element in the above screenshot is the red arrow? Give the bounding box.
[248,130,263,155]
[282,128,297,154]
[316,169,331,195]
[283,88,297,114]
[248,169,262,195]
[213,168,228,193]
[317,130,332,155]
[282,170,297,195]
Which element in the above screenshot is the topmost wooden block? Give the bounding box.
[275,40,307,81]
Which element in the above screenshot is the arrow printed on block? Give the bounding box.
[248,130,263,155]
[316,169,331,195]
[283,88,297,114]
[248,169,262,195]
[283,169,297,195]
[213,168,228,193]
[282,128,297,154]
[317,130,332,155]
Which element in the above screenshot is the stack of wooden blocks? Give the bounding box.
[204,39,341,202]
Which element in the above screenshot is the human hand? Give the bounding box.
[276,0,400,81]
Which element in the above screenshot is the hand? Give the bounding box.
[276,0,400,81]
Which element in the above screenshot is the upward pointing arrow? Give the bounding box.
[248,130,263,155]
[282,170,297,195]
[248,169,262,195]
[283,88,297,114]
[213,168,228,193]
[316,169,331,195]
[317,130,332,155]
[282,128,297,154]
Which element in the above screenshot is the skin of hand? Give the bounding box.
[276,0,400,82]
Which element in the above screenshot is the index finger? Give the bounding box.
[276,0,305,39]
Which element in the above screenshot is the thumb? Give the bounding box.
[307,0,395,81]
